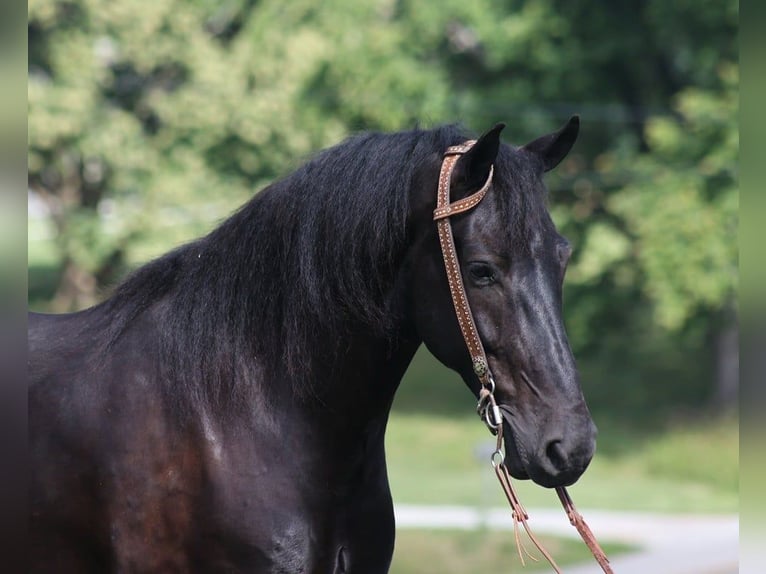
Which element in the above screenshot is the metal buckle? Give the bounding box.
[477,373,502,433]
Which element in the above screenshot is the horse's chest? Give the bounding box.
[197,444,395,573]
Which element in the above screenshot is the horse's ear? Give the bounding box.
[522,115,579,172]
[453,123,505,191]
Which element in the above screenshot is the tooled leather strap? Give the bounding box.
[557,487,614,573]
[433,141,495,386]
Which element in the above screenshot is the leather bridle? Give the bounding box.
[433,141,502,432]
[433,140,614,574]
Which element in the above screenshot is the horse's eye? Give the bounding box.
[557,240,572,265]
[467,262,496,286]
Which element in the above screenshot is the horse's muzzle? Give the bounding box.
[500,407,596,488]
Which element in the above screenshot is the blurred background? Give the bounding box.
[28,0,737,571]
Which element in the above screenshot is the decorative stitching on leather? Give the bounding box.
[434,141,494,384]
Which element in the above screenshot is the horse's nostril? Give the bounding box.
[545,439,567,471]
[527,433,594,487]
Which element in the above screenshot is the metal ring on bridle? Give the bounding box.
[483,402,500,430]
[491,449,505,468]
[484,374,503,429]
[486,372,496,393]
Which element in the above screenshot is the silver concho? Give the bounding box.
[472,356,487,378]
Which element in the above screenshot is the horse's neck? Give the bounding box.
[298,326,420,432]
[278,241,423,430]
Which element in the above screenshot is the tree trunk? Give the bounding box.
[713,312,738,409]
[50,259,98,313]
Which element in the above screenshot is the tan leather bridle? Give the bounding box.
[433,141,501,431]
[433,140,613,574]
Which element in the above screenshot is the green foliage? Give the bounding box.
[607,65,738,330]
[641,413,739,492]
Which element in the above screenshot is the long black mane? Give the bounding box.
[97,125,547,416]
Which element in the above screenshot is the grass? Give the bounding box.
[391,529,634,574]
[386,348,738,514]
[386,412,738,513]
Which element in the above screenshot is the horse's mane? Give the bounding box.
[99,126,464,412]
[99,125,549,416]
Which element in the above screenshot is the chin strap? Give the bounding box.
[435,140,613,573]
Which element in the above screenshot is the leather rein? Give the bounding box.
[433,141,613,574]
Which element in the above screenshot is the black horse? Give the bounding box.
[29,117,597,573]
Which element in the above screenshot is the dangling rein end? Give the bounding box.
[489,422,613,573]
[556,486,614,573]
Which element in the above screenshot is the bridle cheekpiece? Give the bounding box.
[432,141,502,433]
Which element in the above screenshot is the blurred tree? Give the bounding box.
[28,0,737,411]
[28,0,455,308]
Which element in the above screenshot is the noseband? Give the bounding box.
[433,141,613,574]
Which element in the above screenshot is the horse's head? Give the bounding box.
[410,117,596,488]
